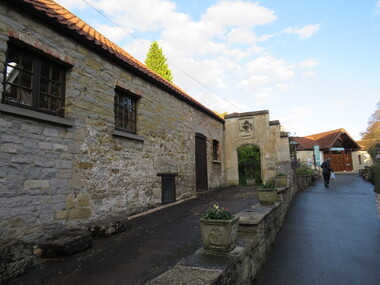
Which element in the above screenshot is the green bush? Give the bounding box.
[294,162,315,175]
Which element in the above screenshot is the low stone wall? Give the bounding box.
[147,172,315,284]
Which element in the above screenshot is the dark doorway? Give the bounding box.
[195,133,208,192]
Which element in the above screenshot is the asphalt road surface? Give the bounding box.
[254,173,380,285]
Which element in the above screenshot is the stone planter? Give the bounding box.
[200,215,239,252]
[246,178,256,186]
[258,188,278,205]
[275,176,287,187]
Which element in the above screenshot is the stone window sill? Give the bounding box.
[213,160,222,164]
[112,130,144,142]
[0,103,75,127]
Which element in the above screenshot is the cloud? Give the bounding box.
[203,1,277,28]
[93,24,130,43]
[298,59,320,68]
[55,0,86,9]
[329,101,344,107]
[282,106,313,125]
[283,24,321,39]
[247,56,295,80]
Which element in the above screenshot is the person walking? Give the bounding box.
[321,157,334,188]
[368,154,380,220]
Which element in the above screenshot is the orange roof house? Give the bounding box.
[292,129,367,172]
[292,128,360,151]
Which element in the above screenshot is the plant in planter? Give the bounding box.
[199,205,239,252]
[275,173,287,187]
[257,182,277,205]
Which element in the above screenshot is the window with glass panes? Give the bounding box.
[114,89,137,134]
[2,45,65,116]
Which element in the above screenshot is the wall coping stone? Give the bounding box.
[112,129,145,142]
[224,110,268,119]
[276,186,288,193]
[0,103,75,127]
[238,203,280,225]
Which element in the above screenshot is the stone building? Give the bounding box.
[0,0,290,243]
[224,111,291,185]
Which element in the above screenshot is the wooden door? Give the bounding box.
[344,153,353,171]
[195,133,208,192]
[331,153,344,172]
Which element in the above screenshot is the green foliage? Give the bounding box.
[361,101,380,160]
[238,145,261,185]
[261,182,275,189]
[145,41,173,83]
[213,111,228,118]
[294,162,315,175]
[276,173,286,176]
[202,205,233,220]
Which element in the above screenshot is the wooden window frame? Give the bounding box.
[114,87,140,134]
[2,44,66,117]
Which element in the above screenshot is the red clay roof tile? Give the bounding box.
[13,0,223,122]
[294,128,360,150]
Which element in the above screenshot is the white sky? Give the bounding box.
[55,0,380,140]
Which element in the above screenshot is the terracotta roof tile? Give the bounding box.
[294,128,360,150]
[13,0,223,122]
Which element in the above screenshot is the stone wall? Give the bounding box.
[147,171,314,285]
[224,111,291,186]
[0,4,224,242]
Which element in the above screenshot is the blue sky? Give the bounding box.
[56,0,380,140]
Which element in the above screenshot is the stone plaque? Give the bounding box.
[239,118,254,137]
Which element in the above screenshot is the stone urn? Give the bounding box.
[199,215,239,252]
[258,187,278,205]
[274,175,287,187]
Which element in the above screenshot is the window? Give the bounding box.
[114,88,139,134]
[2,45,66,117]
[212,140,220,161]
[358,155,362,165]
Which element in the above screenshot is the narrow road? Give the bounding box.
[254,173,380,285]
[10,186,259,285]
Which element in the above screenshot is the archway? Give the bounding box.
[237,145,262,185]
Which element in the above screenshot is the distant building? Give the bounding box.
[292,128,372,172]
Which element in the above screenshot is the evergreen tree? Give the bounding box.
[145,41,173,83]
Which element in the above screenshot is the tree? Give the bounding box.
[145,41,173,83]
[213,111,228,118]
[361,101,380,159]
[237,145,261,185]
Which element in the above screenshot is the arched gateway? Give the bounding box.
[224,111,291,186]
